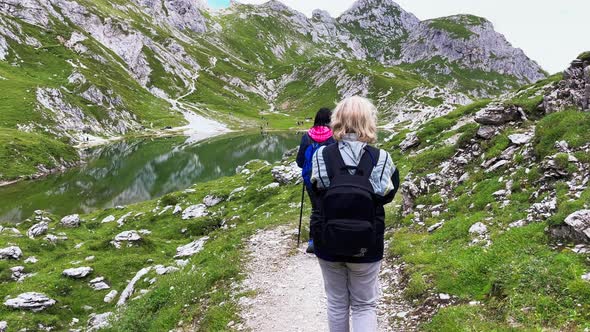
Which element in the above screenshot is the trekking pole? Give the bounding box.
[297,183,305,247]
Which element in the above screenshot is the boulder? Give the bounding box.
[476,126,496,139]
[271,162,301,185]
[10,266,25,281]
[182,204,208,220]
[60,214,81,227]
[475,105,520,125]
[508,133,533,145]
[3,292,56,311]
[401,179,421,216]
[174,236,209,258]
[63,267,93,279]
[550,210,590,243]
[27,222,49,239]
[203,195,223,207]
[89,277,110,290]
[0,321,6,332]
[87,312,113,331]
[399,133,420,151]
[0,246,22,260]
[203,195,224,207]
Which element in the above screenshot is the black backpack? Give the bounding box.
[318,144,379,257]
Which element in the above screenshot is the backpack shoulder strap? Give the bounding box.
[356,145,378,178]
[323,144,345,180]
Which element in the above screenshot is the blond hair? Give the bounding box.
[331,96,378,143]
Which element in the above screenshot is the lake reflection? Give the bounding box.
[0,132,300,223]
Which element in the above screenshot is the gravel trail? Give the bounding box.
[238,226,419,332]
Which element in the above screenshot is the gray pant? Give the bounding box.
[318,259,381,332]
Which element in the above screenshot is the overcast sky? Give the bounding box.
[208,0,589,73]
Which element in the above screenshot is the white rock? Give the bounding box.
[262,182,280,191]
[469,222,488,235]
[173,204,183,214]
[582,273,590,281]
[271,162,301,185]
[44,234,68,243]
[492,189,507,197]
[27,222,49,239]
[0,226,21,235]
[116,212,133,226]
[174,236,209,258]
[114,230,142,242]
[0,321,6,332]
[428,222,444,233]
[63,267,93,279]
[60,214,81,227]
[182,204,208,220]
[508,133,533,145]
[101,215,115,223]
[117,267,152,306]
[85,256,95,261]
[24,256,38,264]
[175,259,189,267]
[203,195,223,207]
[0,246,22,260]
[3,292,56,311]
[154,265,180,275]
[87,312,113,331]
[104,290,118,303]
[439,293,451,301]
[89,277,110,291]
[564,210,590,241]
[509,220,527,228]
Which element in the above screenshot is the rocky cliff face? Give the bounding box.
[0,0,546,159]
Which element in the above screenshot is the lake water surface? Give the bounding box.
[0,132,300,223]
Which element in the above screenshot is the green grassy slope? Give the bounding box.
[2,70,589,330]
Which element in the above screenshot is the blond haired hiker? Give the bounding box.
[311,96,400,332]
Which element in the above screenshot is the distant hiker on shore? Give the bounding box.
[296,108,336,253]
[311,96,400,332]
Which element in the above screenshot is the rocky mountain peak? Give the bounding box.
[338,0,420,37]
[133,0,208,33]
[311,9,333,23]
[346,0,403,12]
[260,0,291,12]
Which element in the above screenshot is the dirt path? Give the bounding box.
[238,226,419,332]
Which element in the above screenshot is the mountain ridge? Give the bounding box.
[0,0,546,181]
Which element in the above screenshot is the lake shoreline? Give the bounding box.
[0,131,299,223]
[0,127,232,189]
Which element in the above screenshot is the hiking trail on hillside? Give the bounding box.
[236,226,420,331]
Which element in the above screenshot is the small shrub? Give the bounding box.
[160,194,180,206]
[577,51,590,61]
[554,153,570,170]
[404,273,429,300]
